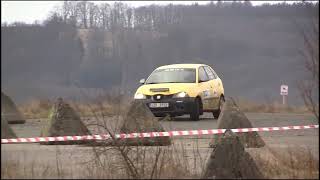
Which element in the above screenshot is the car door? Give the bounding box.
[208,66,224,109]
[203,66,219,109]
[209,67,223,94]
[198,66,212,110]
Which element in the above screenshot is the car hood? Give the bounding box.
[136,83,197,96]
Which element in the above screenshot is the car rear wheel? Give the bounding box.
[213,96,225,119]
[190,98,200,121]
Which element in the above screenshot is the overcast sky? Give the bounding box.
[1,1,306,24]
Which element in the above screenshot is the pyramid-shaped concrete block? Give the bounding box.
[1,92,26,124]
[119,100,171,146]
[203,130,264,179]
[210,97,265,148]
[40,98,91,145]
[1,116,18,139]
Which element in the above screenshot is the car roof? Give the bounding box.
[156,63,209,69]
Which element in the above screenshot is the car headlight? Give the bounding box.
[173,92,189,98]
[134,93,146,99]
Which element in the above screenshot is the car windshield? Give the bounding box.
[146,68,196,84]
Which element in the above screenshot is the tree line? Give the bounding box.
[1,1,318,105]
[3,1,316,30]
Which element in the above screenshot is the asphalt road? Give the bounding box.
[2,112,319,178]
[8,112,318,137]
[4,112,319,156]
[5,112,319,152]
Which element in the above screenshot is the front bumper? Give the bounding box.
[135,97,196,117]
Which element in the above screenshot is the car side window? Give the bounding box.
[209,67,219,79]
[198,67,209,82]
[204,66,216,80]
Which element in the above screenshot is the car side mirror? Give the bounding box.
[139,78,145,84]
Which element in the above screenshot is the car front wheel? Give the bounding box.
[190,98,200,121]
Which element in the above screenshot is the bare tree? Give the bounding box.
[62,1,72,23]
[88,2,95,28]
[87,2,100,28]
[297,15,319,120]
[67,1,79,27]
[126,7,133,29]
[77,1,88,28]
[99,3,111,30]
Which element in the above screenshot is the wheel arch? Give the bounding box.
[195,96,203,111]
[220,94,225,101]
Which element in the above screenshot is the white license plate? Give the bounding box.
[149,103,169,108]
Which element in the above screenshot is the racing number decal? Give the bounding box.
[203,89,211,98]
[212,90,219,97]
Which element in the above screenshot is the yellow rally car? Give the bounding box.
[134,64,225,121]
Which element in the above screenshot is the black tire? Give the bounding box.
[213,96,225,119]
[199,101,203,115]
[190,98,200,121]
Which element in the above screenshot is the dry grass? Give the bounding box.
[18,99,52,119]
[3,91,207,179]
[73,95,205,179]
[5,92,317,179]
[252,146,319,179]
[1,139,206,179]
[2,143,318,179]
[18,94,132,119]
[1,160,58,179]
[81,143,202,179]
[18,96,312,120]
[69,100,131,118]
[233,97,311,114]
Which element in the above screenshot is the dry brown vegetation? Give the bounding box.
[2,143,318,179]
[252,146,319,179]
[18,96,312,120]
[297,16,319,121]
[1,139,206,179]
[18,94,133,119]
[18,99,52,119]
[233,97,311,114]
[3,95,318,179]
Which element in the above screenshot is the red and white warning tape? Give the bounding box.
[1,124,318,144]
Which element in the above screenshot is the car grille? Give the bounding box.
[146,94,173,101]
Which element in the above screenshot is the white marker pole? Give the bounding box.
[280,85,288,106]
